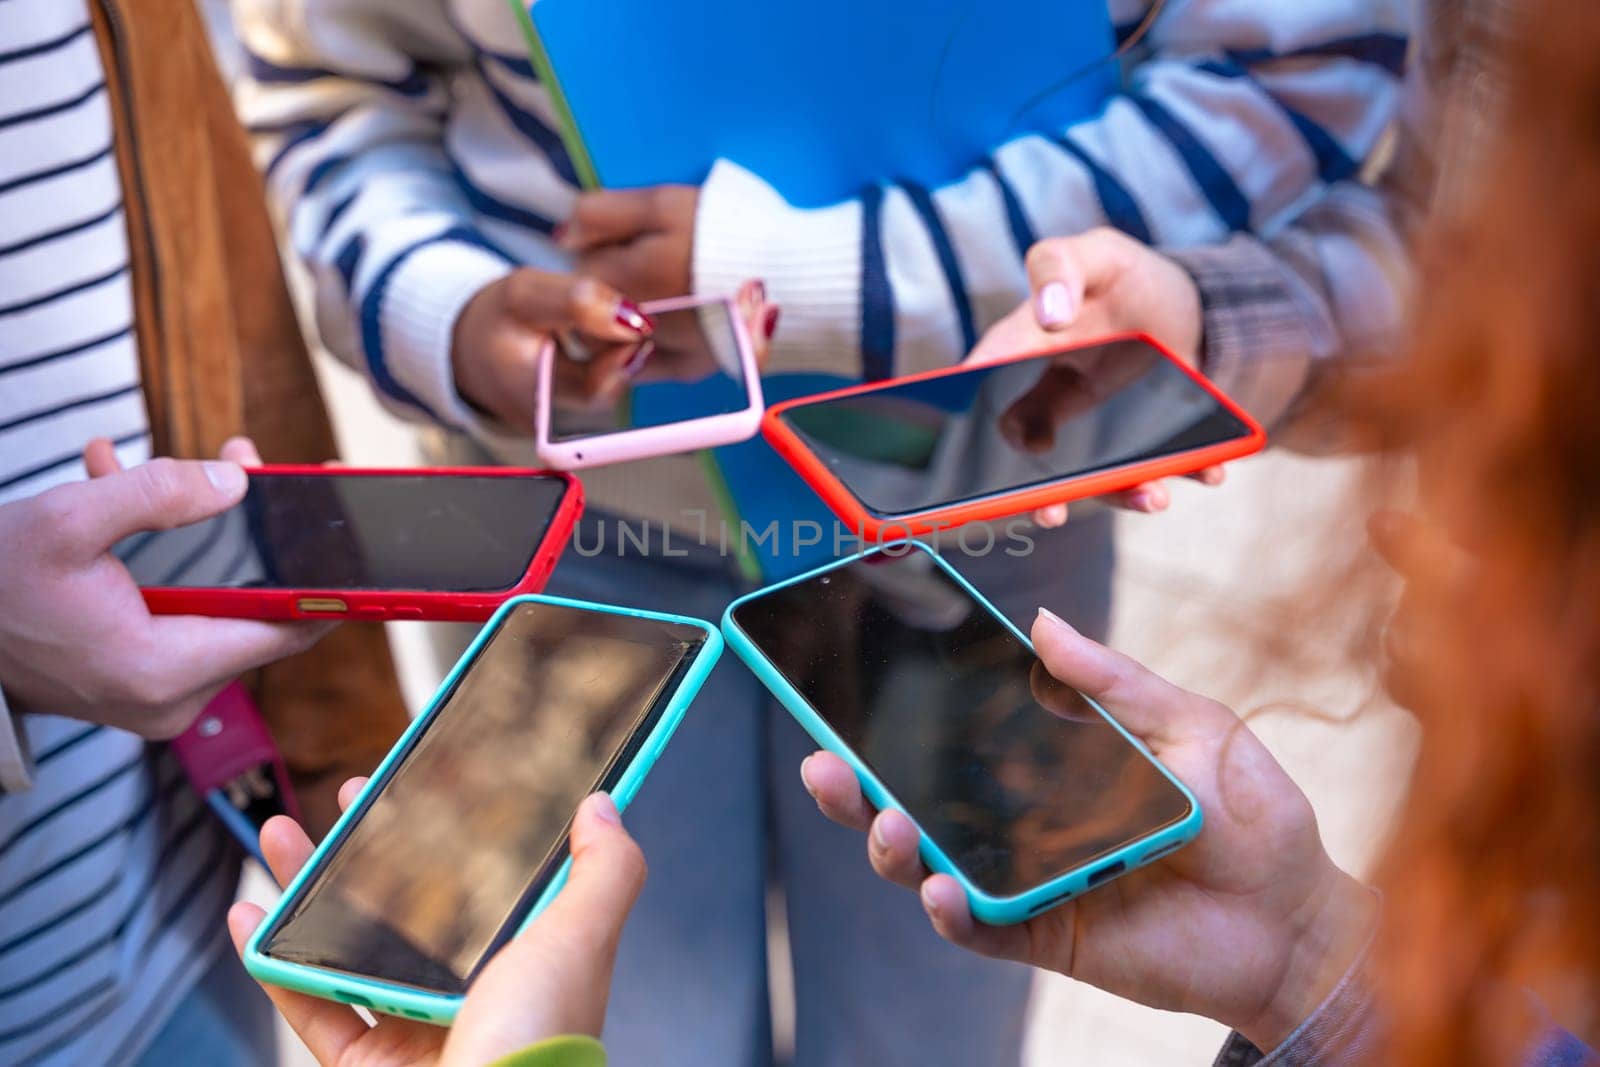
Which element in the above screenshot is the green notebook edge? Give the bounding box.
[506,1,765,584]
[507,0,601,190]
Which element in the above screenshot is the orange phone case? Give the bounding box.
[761,333,1267,539]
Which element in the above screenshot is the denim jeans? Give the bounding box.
[522,507,1115,1067]
[133,945,276,1067]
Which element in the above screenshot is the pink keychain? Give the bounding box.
[169,682,300,868]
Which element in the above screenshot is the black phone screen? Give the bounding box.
[731,550,1193,898]
[550,300,748,441]
[259,600,707,995]
[113,473,569,592]
[778,338,1253,518]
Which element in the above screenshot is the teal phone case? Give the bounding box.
[244,594,724,1024]
[721,543,1203,927]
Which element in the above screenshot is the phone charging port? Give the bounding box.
[1087,860,1126,889]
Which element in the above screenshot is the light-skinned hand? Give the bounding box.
[0,437,330,739]
[969,228,1222,528]
[227,783,646,1067]
[799,608,1375,1053]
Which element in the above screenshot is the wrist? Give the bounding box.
[381,237,514,427]
[450,284,499,415]
[1237,868,1379,1052]
[1155,254,1204,369]
[1160,236,1318,428]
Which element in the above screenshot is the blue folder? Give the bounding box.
[517,0,1116,207]
[516,0,1118,579]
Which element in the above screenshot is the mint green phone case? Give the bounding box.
[721,543,1203,926]
[244,594,723,1024]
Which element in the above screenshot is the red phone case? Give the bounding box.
[139,466,584,622]
[762,333,1267,539]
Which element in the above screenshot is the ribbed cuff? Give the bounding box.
[379,238,516,435]
[694,159,866,377]
[1165,236,1319,431]
[1214,892,1384,1067]
[0,683,34,793]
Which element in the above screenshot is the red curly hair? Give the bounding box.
[1353,0,1600,1058]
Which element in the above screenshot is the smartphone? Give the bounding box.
[763,333,1266,538]
[116,467,582,621]
[722,542,1201,925]
[535,293,764,470]
[244,594,722,1023]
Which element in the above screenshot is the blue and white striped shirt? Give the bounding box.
[0,2,238,1062]
[232,0,1411,454]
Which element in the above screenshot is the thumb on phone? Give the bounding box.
[1029,607,1233,748]
[530,793,646,969]
[53,453,248,560]
[451,793,645,1050]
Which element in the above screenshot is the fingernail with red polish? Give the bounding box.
[1036,281,1076,327]
[616,301,654,335]
[763,306,781,340]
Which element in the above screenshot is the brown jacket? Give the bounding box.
[87,0,409,834]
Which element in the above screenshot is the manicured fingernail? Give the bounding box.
[615,301,654,335]
[799,754,819,793]
[763,306,781,340]
[1037,607,1078,635]
[204,461,245,495]
[872,817,892,851]
[588,793,621,826]
[920,882,941,916]
[622,339,656,378]
[1036,281,1076,327]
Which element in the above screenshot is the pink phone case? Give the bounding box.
[534,293,764,470]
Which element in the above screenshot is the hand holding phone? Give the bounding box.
[726,544,1204,925]
[0,439,328,740]
[452,271,657,433]
[765,334,1263,538]
[228,786,642,1064]
[536,290,769,470]
[245,595,721,1023]
[968,229,1215,525]
[118,466,582,621]
[799,607,1378,1054]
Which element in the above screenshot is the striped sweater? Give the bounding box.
[1169,0,1511,436]
[0,2,238,1062]
[232,0,1410,511]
